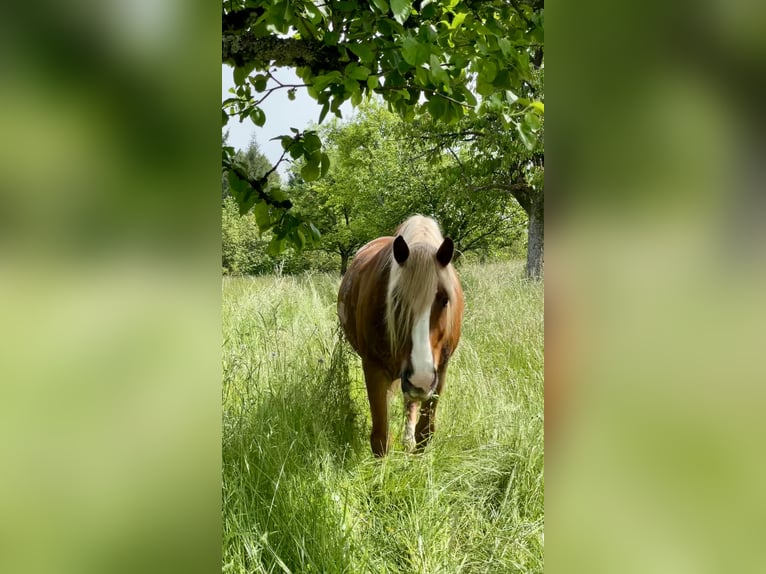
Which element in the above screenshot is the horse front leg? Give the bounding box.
[363,362,391,457]
[415,366,448,450]
[403,398,420,452]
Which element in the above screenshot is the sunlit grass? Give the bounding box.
[222,261,544,573]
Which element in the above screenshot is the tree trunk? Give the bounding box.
[526,196,544,280]
[340,251,350,276]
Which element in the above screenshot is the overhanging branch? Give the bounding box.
[222,31,344,73]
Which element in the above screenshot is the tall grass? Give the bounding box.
[222,261,544,573]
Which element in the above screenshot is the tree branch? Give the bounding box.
[222,31,345,73]
[470,180,537,214]
[222,147,293,210]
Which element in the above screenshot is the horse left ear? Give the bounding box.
[393,235,410,265]
[436,237,454,267]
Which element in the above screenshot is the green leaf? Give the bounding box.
[415,66,430,86]
[301,161,321,182]
[427,95,448,119]
[267,236,285,257]
[428,54,449,86]
[457,85,477,107]
[330,95,345,118]
[238,193,257,216]
[250,107,266,127]
[401,37,431,66]
[492,69,512,91]
[296,229,307,250]
[475,79,494,97]
[348,43,374,63]
[343,77,361,98]
[227,170,246,196]
[366,75,379,91]
[324,30,340,45]
[530,101,545,114]
[498,37,512,58]
[253,201,271,230]
[479,60,498,83]
[233,63,256,86]
[280,136,294,151]
[318,102,330,124]
[516,122,535,150]
[449,12,466,30]
[303,132,322,153]
[524,111,541,132]
[252,74,268,92]
[308,223,321,242]
[270,188,289,202]
[390,0,412,25]
[370,0,389,14]
[345,62,370,81]
[311,71,342,92]
[221,109,229,127]
[288,141,304,159]
[320,152,330,177]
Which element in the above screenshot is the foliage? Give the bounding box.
[222,196,272,275]
[221,0,544,248]
[285,101,528,272]
[222,135,280,200]
[223,100,534,275]
[222,261,544,572]
[286,104,414,272]
[223,196,340,275]
[400,65,545,277]
[222,139,286,274]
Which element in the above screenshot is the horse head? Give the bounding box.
[389,233,456,401]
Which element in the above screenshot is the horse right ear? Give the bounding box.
[436,237,454,267]
[393,236,409,265]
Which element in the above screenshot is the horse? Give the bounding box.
[337,215,464,456]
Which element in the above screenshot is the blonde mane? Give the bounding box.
[385,216,454,357]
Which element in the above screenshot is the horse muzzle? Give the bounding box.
[401,370,437,400]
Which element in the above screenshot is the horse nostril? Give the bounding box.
[401,374,414,395]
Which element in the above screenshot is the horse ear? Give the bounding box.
[393,235,409,265]
[436,237,454,267]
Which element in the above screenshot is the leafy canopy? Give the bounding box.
[222,0,544,248]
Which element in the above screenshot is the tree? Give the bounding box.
[287,104,413,273]
[221,0,544,258]
[222,135,279,200]
[466,70,544,279]
[222,137,282,273]
[403,66,544,278]
[288,102,528,272]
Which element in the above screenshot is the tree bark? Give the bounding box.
[340,251,350,276]
[525,194,544,280]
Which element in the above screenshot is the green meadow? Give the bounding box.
[222,260,544,573]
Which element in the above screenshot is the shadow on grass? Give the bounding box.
[222,329,367,573]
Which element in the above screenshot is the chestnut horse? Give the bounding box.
[337,216,464,456]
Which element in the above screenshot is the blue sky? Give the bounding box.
[222,65,352,177]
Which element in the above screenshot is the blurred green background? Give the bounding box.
[549,0,766,572]
[2,0,766,572]
[0,1,221,573]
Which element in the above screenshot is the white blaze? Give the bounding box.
[409,310,435,391]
